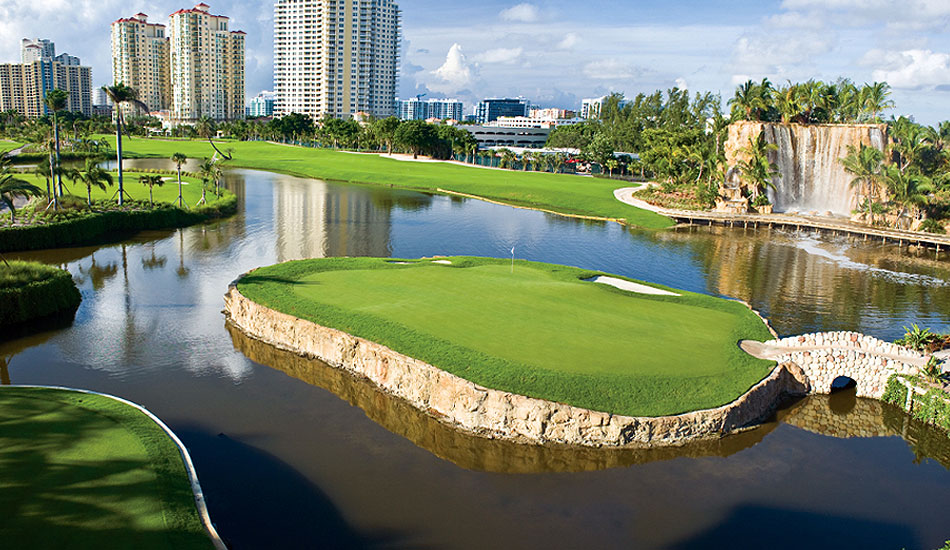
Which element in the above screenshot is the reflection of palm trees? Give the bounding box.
[176,229,190,279]
[1,356,10,385]
[141,244,167,270]
[77,253,118,290]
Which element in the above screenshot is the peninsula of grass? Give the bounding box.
[237,257,775,417]
[0,170,235,252]
[0,261,81,327]
[0,386,214,549]
[95,135,673,229]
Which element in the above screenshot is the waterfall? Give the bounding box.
[726,123,887,218]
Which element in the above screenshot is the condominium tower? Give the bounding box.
[111,13,171,112]
[274,0,400,120]
[169,3,245,123]
[0,38,92,117]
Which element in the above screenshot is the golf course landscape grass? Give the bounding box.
[96,135,674,229]
[17,170,206,206]
[0,261,81,327]
[0,387,214,549]
[237,257,775,417]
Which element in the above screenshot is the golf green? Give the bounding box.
[0,387,214,549]
[237,257,775,416]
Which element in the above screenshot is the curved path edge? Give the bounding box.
[0,385,227,550]
[224,278,809,448]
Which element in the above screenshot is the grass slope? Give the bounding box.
[94,135,673,229]
[238,257,774,416]
[0,387,213,549]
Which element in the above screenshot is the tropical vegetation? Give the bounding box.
[0,260,81,326]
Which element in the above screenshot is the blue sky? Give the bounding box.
[1,0,949,124]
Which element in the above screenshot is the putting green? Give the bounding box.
[0,387,214,549]
[237,257,775,416]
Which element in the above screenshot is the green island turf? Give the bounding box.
[0,387,213,549]
[238,257,775,416]
[18,170,207,206]
[0,261,81,326]
[93,135,674,229]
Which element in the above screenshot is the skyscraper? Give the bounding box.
[111,13,171,112]
[0,60,92,117]
[21,38,54,63]
[168,3,245,123]
[274,0,400,120]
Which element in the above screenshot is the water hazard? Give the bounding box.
[4,163,950,549]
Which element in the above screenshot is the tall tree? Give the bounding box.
[171,152,187,208]
[138,174,164,207]
[101,84,148,206]
[736,132,779,201]
[0,158,42,225]
[840,143,884,223]
[882,165,933,229]
[44,89,68,200]
[77,158,114,206]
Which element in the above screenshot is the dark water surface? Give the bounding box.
[5,164,950,549]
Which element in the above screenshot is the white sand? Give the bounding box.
[589,276,680,296]
[432,260,452,265]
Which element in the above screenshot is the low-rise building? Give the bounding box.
[398,97,463,121]
[462,124,551,149]
[475,97,529,124]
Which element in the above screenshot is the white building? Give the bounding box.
[111,13,171,113]
[248,91,276,117]
[21,38,54,63]
[169,3,245,124]
[398,97,462,121]
[581,95,627,119]
[274,0,400,121]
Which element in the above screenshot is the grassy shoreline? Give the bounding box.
[95,136,674,230]
[0,261,81,327]
[237,257,775,417]
[0,386,214,549]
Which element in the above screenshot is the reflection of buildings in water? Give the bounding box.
[274,180,392,262]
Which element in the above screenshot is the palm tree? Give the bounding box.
[773,84,799,124]
[736,132,779,201]
[171,152,187,208]
[77,159,113,206]
[604,158,619,177]
[33,161,52,203]
[138,174,164,207]
[882,165,933,229]
[840,144,884,223]
[729,80,759,120]
[195,116,216,140]
[498,149,516,170]
[862,82,895,122]
[44,89,68,198]
[101,83,148,206]
[196,158,221,205]
[0,158,42,225]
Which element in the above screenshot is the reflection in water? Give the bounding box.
[76,254,117,290]
[229,323,950,474]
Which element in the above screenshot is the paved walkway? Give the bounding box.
[739,339,929,367]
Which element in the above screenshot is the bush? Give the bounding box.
[0,261,81,327]
[920,218,946,234]
[881,375,909,407]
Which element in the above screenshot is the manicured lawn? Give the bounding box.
[93,135,674,229]
[0,387,213,549]
[238,257,774,416]
[17,171,206,206]
[0,139,24,154]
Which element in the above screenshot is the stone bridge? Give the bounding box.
[741,331,928,399]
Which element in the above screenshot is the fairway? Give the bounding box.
[0,387,213,549]
[238,257,775,416]
[95,135,674,229]
[17,171,206,206]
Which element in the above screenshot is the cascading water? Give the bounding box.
[726,122,887,218]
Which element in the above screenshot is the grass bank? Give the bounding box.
[0,261,81,327]
[237,257,774,416]
[0,171,235,252]
[0,386,214,549]
[96,135,674,229]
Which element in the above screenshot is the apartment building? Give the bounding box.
[398,97,463,121]
[111,13,171,112]
[0,59,92,117]
[274,0,400,120]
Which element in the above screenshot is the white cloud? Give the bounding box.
[675,77,688,90]
[557,32,580,50]
[583,59,642,80]
[500,3,540,23]
[431,43,474,92]
[474,47,523,64]
[863,49,950,89]
[730,31,834,79]
[778,0,950,29]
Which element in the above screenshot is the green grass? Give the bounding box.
[238,257,775,416]
[0,139,24,154]
[0,261,81,326]
[0,387,214,549]
[92,135,674,229]
[18,171,205,206]
[0,260,66,289]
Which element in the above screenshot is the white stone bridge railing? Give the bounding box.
[742,331,928,399]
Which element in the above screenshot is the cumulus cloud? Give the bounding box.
[583,59,643,80]
[730,31,834,79]
[675,77,688,90]
[557,32,580,50]
[474,47,523,64]
[431,43,474,92]
[863,49,950,89]
[778,0,950,29]
[500,3,540,23]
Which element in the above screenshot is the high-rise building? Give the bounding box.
[111,13,171,112]
[21,38,54,63]
[475,97,529,124]
[247,91,276,117]
[398,97,463,121]
[0,59,92,117]
[168,3,245,123]
[274,0,400,121]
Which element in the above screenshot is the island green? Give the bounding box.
[237,257,774,416]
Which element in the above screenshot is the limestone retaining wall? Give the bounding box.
[765,331,925,398]
[224,282,808,448]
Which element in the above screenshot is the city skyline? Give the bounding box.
[1,1,950,123]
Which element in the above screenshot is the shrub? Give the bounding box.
[0,261,81,326]
[896,324,941,351]
[881,375,909,407]
[919,218,946,234]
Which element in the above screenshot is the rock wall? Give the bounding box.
[224,282,808,448]
[764,331,925,398]
[725,121,888,216]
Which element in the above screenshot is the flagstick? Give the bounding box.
[510,246,514,273]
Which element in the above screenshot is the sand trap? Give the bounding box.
[432,260,452,265]
[588,276,679,296]
[387,261,412,264]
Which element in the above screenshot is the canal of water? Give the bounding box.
[4,163,950,549]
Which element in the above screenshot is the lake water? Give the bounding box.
[5,163,950,549]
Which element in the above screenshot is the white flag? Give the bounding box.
[511,246,515,255]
